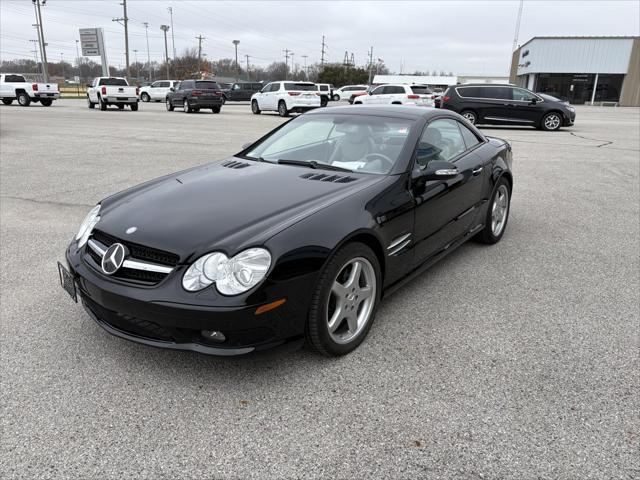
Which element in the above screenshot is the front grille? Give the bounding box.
[91,230,179,266]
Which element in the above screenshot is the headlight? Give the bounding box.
[182,248,271,295]
[75,205,101,247]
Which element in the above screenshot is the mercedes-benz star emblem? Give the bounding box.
[101,243,126,275]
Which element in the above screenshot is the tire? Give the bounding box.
[140,92,150,102]
[117,104,125,110]
[194,108,200,113]
[99,95,107,111]
[306,242,381,356]
[221,95,227,105]
[460,110,477,125]
[354,101,362,105]
[541,111,562,131]
[475,177,511,245]
[87,96,95,109]
[2,98,13,105]
[332,94,340,101]
[278,100,289,117]
[130,103,138,111]
[166,98,174,111]
[320,96,328,107]
[40,99,52,107]
[212,106,221,114]
[251,100,261,114]
[183,99,191,113]
[17,92,31,107]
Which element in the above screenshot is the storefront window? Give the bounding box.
[536,73,625,104]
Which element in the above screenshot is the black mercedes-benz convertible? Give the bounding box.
[59,105,513,356]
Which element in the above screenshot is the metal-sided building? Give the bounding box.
[509,36,640,106]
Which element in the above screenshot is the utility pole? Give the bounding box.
[143,22,151,81]
[245,54,250,80]
[196,35,205,71]
[29,39,40,76]
[512,0,524,51]
[32,0,49,82]
[232,40,240,80]
[290,52,295,77]
[168,7,176,60]
[301,54,308,80]
[60,52,64,79]
[320,35,326,69]
[112,0,130,78]
[283,49,291,80]
[161,25,170,79]
[367,46,374,85]
[133,49,138,78]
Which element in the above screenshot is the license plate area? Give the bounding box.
[58,262,77,302]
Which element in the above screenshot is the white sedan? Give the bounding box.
[139,80,178,102]
[352,84,434,107]
[332,85,369,102]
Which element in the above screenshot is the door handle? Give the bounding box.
[472,166,483,175]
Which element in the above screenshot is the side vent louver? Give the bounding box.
[300,173,357,183]
[222,160,251,169]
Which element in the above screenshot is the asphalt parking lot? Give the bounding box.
[1,99,639,479]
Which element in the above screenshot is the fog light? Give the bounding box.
[201,330,226,343]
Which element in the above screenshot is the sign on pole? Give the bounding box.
[79,28,109,76]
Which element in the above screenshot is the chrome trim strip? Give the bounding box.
[87,238,173,274]
[484,116,534,123]
[387,233,412,251]
[122,259,173,274]
[388,239,412,256]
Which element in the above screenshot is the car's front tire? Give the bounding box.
[166,98,174,111]
[251,100,261,114]
[140,92,150,102]
[278,100,289,117]
[332,94,340,101]
[541,112,562,131]
[475,177,511,244]
[306,242,381,356]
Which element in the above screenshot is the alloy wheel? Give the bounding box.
[544,113,561,130]
[491,185,509,236]
[462,111,476,124]
[326,257,376,344]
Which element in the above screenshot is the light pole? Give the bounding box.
[143,22,151,81]
[75,39,81,94]
[60,52,64,80]
[302,55,308,80]
[133,49,138,79]
[290,52,295,77]
[232,40,240,80]
[160,25,170,79]
[168,7,176,60]
[245,54,250,80]
[32,0,49,82]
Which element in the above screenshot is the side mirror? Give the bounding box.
[368,91,373,95]
[414,161,459,184]
[169,87,175,92]
[86,83,92,88]
[529,98,538,105]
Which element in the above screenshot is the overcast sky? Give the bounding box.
[1,0,638,75]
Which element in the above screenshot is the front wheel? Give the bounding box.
[475,178,511,244]
[320,97,328,107]
[541,112,562,131]
[2,98,13,105]
[306,242,381,356]
[140,92,150,102]
[278,101,289,117]
[461,110,477,125]
[17,92,31,107]
[251,100,261,114]
[332,94,340,101]
[166,98,174,111]
[40,99,53,107]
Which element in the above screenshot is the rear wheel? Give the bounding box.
[221,95,227,105]
[99,95,107,111]
[2,98,13,105]
[475,178,511,244]
[183,99,191,113]
[212,106,221,114]
[541,112,562,131]
[306,242,381,356]
[140,92,150,102]
[130,103,138,111]
[320,96,328,107]
[17,92,31,107]
[461,110,477,125]
[40,99,53,107]
[166,98,174,111]
[278,100,289,117]
[251,100,261,114]
[87,96,95,109]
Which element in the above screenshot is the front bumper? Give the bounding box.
[564,110,576,126]
[64,244,314,356]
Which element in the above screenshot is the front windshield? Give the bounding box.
[244,114,413,175]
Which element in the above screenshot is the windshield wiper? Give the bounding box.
[277,159,353,173]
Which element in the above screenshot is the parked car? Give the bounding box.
[353,84,434,107]
[251,81,320,117]
[333,84,368,102]
[59,105,513,357]
[0,73,59,106]
[165,79,224,113]
[223,82,263,103]
[440,83,576,131]
[139,80,178,102]
[87,77,139,111]
[316,83,334,104]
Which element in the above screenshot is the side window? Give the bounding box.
[273,83,283,92]
[512,87,537,102]
[370,86,385,95]
[384,86,405,94]
[151,81,160,88]
[457,86,482,98]
[416,119,467,167]
[458,122,481,149]
[487,86,510,100]
[233,84,242,90]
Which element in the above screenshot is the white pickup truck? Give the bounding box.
[87,77,139,111]
[0,73,59,107]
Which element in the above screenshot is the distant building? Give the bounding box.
[458,75,510,84]
[510,36,640,106]
[372,75,458,89]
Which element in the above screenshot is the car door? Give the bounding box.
[508,87,545,125]
[89,78,99,102]
[384,85,405,103]
[412,117,487,263]
[265,83,280,110]
[257,83,272,110]
[365,85,385,104]
[228,83,241,100]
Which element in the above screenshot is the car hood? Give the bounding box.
[98,159,383,262]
